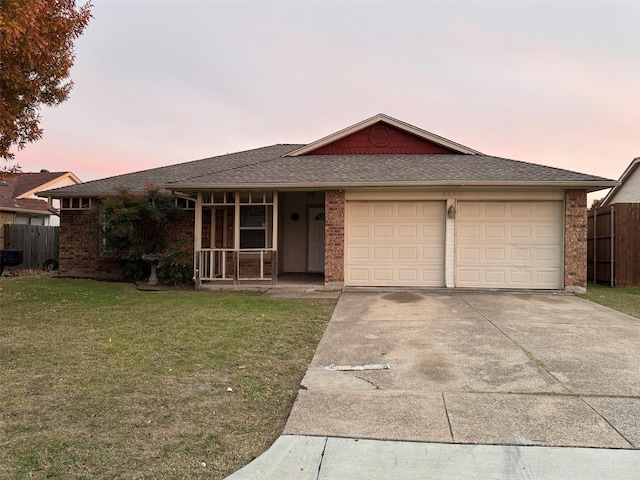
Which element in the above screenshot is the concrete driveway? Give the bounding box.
[284,290,640,449]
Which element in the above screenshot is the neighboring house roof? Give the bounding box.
[40,115,617,198]
[602,157,640,206]
[12,171,81,198]
[1,171,81,215]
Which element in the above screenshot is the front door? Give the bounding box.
[308,207,325,272]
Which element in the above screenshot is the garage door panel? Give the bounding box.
[457,202,562,289]
[510,226,532,238]
[349,225,369,237]
[398,225,418,238]
[486,226,506,238]
[458,270,479,283]
[511,204,532,216]
[535,248,558,262]
[537,225,560,239]
[348,269,369,282]
[349,204,369,217]
[372,204,393,217]
[422,246,444,260]
[398,204,418,216]
[346,201,445,286]
[372,247,393,260]
[398,270,418,281]
[460,203,481,217]
[372,269,393,281]
[511,248,531,261]
[485,204,506,216]
[537,270,561,283]
[485,270,507,283]
[373,225,393,238]
[485,248,506,260]
[398,247,418,260]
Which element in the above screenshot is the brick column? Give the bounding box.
[564,189,587,293]
[324,190,345,285]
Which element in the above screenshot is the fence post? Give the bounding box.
[611,206,615,287]
[592,209,597,284]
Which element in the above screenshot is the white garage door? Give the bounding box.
[456,201,563,289]
[345,201,445,286]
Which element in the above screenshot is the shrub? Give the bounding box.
[158,241,193,285]
[101,185,184,280]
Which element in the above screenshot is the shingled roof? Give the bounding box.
[41,114,617,198]
[1,172,79,214]
[167,150,614,190]
[40,145,301,197]
[42,143,616,198]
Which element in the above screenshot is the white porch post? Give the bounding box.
[272,191,278,248]
[272,191,278,284]
[234,191,240,284]
[194,192,203,284]
[234,191,240,250]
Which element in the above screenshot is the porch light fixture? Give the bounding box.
[447,205,456,219]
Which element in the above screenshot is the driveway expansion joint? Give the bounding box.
[456,292,575,395]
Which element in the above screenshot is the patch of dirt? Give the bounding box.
[2,268,55,278]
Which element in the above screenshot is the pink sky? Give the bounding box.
[12,1,640,200]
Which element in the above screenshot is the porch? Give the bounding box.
[192,190,326,286]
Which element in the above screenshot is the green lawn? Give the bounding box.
[0,277,336,479]
[578,283,640,319]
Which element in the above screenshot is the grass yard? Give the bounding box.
[578,284,640,319]
[0,277,336,479]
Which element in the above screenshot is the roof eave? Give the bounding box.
[161,180,620,192]
[0,206,52,215]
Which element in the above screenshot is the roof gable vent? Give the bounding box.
[369,125,391,147]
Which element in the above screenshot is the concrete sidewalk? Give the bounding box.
[226,435,640,479]
[227,290,640,478]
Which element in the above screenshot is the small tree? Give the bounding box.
[0,0,92,161]
[101,186,182,280]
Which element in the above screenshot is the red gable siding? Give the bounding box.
[307,122,457,155]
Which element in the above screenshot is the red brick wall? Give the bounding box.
[564,189,587,292]
[58,205,196,278]
[58,208,120,277]
[308,122,457,155]
[324,190,345,284]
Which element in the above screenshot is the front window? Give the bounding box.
[240,205,266,248]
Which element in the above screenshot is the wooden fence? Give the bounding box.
[587,204,640,287]
[3,224,59,270]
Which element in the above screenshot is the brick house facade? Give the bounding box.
[43,114,615,291]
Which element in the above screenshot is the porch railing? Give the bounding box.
[195,248,277,284]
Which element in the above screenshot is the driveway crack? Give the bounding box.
[354,375,382,389]
[442,393,455,442]
[316,437,329,480]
